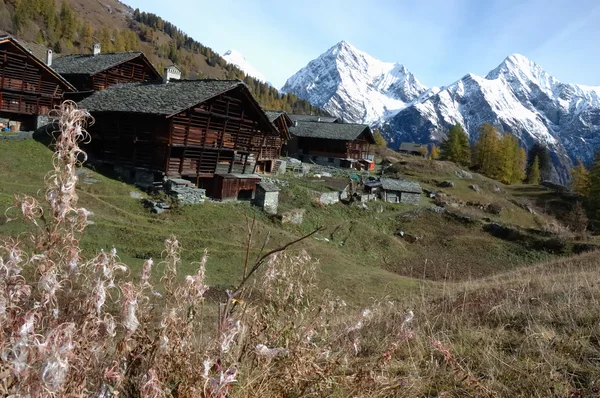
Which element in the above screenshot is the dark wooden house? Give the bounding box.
[265,110,293,160]
[398,142,427,156]
[78,78,280,200]
[288,121,375,169]
[52,45,161,98]
[0,35,75,130]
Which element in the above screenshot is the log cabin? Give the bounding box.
[0,35,75,131]
[287,121,375,170]
[78,71,280,201]
[264,110,293,159]
[52,44,161,99]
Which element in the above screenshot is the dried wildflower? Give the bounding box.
[41,355,70,392]
[140,258,154,289]
[140,369,165,398]
[120,282,139,335]
[181,250,209,301]
[431,339,453,362]
[255,344,289,358]
[207,366,237,398]
[102,314,117,337]
[91,278,107,314]
[401,310,414,330]
[220,319,243,353]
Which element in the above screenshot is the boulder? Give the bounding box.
[151,206,165,214]
[281,209,305,225]
[438,180,455,188]
[469,184,480,193]
[455,170,473,179]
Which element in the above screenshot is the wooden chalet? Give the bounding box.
[0,35,75,130]
[52,45,161,98]
[288,121,376,170]
[78,77,280,200]
[398,142,427,156]
[265,110,293,159]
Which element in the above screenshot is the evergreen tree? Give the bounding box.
[570,159,591,197]
[526,156,541,184]
[373,129,386,147]
[527,143,552,181]
[564,201,589,234]
[440,124,470,165]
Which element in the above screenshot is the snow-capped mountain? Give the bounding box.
[383,54,600,183]
[222,49,269,83]
[281,41,428,124]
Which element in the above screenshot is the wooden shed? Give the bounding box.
[0,35,75,129]
[78,77,279,199]
[287,121,375,168]
[52,46,161,98]
[212,173,262,201]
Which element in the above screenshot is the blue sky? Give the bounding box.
[123,0,600,89]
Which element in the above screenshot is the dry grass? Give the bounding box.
[1,103,599,397]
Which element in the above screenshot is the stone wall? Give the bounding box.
[400,192,421,205]
[254,189,279,215]
[0,131,34,141]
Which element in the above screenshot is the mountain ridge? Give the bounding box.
[222,49,270,84]
[282,40,427,124]
[283,41,600,183]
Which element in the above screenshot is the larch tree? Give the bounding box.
[440,124,470,165]
[570,159,591,197]
[526,156,541,184]
[78,22,94,51]
[472,123,501,178]
[429,144,441,160]
[373,129,387,148]
[58,0,77,42]
[588,152,600,215]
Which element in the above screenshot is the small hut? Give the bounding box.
[380,178,422,205]
[254,181,280,214]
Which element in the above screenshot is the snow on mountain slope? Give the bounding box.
[281,41,428,124]
[222,49,269,83]
[383,54,600,183]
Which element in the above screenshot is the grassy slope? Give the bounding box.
[2,140,594,306]
[0,140,422,304]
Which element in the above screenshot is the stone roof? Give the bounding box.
[0,35,76,91]
[399,142,427,152]
[265,110,285,123]
[52,52,146,75]
[380,178,422,193]
[258,181,280,192]
[78,79,246,115]
[289,121,375,143]
[289,114,339,123]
